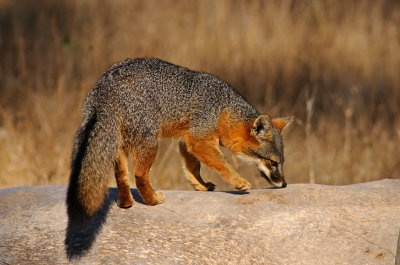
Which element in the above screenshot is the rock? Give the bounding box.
[0,179,399,264]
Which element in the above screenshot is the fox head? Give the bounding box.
[241,115,293,188]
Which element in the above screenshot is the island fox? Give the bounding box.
[67,58,292,222]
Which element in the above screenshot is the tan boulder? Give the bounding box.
[0,179,399,264]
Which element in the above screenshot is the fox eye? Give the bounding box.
[270,160,278,168]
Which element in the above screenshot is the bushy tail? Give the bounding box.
[66,111,119,224]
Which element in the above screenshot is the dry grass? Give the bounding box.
[1,0,399,189]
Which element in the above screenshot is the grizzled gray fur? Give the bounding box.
[86,58,260,142]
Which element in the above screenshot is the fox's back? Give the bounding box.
[85,58,259,139]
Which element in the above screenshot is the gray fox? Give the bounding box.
[66,58,292,222]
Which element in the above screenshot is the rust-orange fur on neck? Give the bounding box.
[218,111,260,154]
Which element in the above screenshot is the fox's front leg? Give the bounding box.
[185,136,250,191]
[179,142,216,191]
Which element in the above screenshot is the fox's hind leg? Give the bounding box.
[179,142,216,191]
[115,151,134,208]
[185,137,250,191]
[132,145,165,206]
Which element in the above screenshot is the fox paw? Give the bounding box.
[117,193,134,208]
[205,182,216,191]
[144,191,165,206]
[154,190,165,204]
[192,182,216,191]
[235,180,251,191]
[151,190,165,205]
[117,200,133,209]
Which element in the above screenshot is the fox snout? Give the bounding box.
[258,161,287,188]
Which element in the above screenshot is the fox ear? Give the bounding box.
[251,115,273,140]
[271,116,294,133]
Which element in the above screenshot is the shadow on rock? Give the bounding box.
[64,190,115,260]
[220,190,250,195]
[64,188,146,260]
[220,186,284,195]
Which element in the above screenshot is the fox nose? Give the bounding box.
[282,182,287,188]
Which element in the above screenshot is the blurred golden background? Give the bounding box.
[0,0,399,189]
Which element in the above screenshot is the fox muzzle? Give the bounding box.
[258,162,287,188]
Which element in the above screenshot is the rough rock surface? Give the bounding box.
[0,179,399,264]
